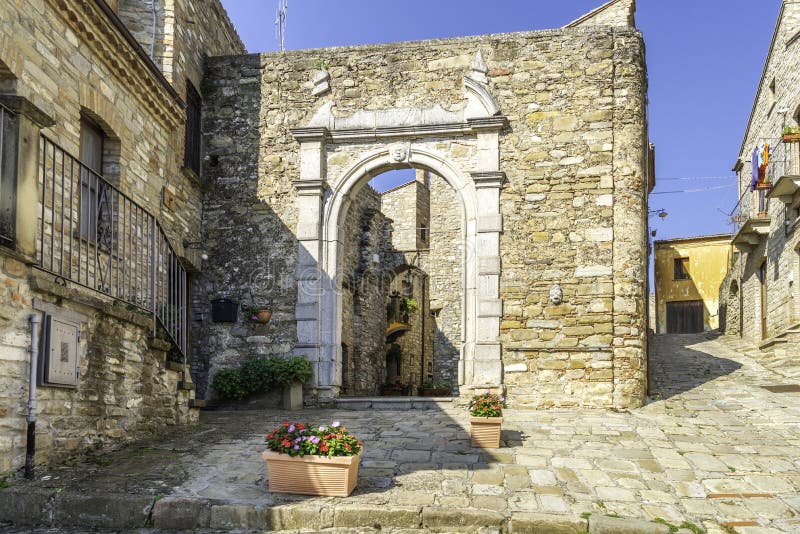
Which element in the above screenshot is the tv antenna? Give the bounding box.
[275,0,288,52]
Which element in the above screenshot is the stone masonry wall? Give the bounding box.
[421,174,464,390]
[200,20,649,408]
[340,185,389,396]
[721,1,800,343]
[0,0,242,471]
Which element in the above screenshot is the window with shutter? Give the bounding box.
[0,104,18,247]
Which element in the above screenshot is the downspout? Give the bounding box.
[25,314,41,480]
[149,0,158,59]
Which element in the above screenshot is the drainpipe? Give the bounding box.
[25,314,40,480]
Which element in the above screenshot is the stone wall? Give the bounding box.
[199,7,648,408]
[340,185,389,396]
[422,174,464,390]
[386,267,432,393]
[0,0,243,471]
[720,1,800,343]
[719,263,742,337]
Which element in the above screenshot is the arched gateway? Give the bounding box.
[291,73,506,400]
[196,0,650,410]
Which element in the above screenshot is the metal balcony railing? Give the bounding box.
[38,135,187,358]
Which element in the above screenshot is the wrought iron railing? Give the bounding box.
[766,139,790,185]
[38,135,187,358]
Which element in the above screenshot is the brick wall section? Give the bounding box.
[199,25,649,409]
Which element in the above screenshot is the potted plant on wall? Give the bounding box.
[783,125,800,143]
[246,305,273,324]
[468,391,507,448]
[262,421,362,497]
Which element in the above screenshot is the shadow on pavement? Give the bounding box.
[647,332,742,402]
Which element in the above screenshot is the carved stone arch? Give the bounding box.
[291,98,507,401]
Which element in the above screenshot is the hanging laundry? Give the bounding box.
[758,142,770,188]
[750,146,760,191]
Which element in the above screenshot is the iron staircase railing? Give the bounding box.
[38,134,188,361]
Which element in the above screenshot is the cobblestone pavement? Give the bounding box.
[2,333,800,533]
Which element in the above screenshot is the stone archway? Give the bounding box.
[290,73,507,400]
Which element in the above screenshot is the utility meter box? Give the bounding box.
[39,314,80,388]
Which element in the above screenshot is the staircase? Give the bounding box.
[146,336,204,424]
[718,323,800,380]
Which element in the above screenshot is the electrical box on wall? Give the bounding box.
[39,314,80,388]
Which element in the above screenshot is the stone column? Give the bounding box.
[0,95,54,261]
[467,116,506,388]
[290,127,330,390]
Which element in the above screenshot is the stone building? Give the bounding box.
[197,0,652,410]
[653,235,733,334]
[720,1,800,348]
[0,0,243,472]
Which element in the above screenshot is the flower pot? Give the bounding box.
[469,416,503,448]
[282,381,303,411]
[262,450,360,497]
[783,133,800,143]
[254,310,272,324]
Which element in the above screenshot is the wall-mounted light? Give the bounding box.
[183,239,209,261]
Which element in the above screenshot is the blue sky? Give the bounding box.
[220,0,779,242]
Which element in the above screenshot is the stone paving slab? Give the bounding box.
[1,333,800,533]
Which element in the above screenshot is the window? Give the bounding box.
[674,257,690,281]
[184,81,202,175]
[0,104,18,247]
[79,118,107,239]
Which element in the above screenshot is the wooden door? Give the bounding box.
[759,262,768,339]
[666,300,704,333]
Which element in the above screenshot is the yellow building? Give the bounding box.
[654,235,734,333]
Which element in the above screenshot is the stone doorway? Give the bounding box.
[291,74,507,401]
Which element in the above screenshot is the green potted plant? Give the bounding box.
[468,391,507,448]
[211,356,312,410]
[262,421,362,497]
[783,125,800,142]
[245,304,272,324]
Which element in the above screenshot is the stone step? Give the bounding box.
[336,396,454,410]
[178,380,196,391]
[188,398,206,408]
[0,487,674,533]
[166,360,186,373]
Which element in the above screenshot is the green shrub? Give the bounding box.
[240,357,276,394]
[212,356,312,400]
[272,356,313,388]
[211,368,248,400]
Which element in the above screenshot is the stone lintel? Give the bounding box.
[471,171,505,188]
[290,127,330,142]
[32,298,89,324]
[467,116,508,132]
[478,256,501,275]
[299,119,508,144]
[477,214,503,233]
[0,95,55,127]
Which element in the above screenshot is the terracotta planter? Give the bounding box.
[783,133,800,143]
[262,450,360,497]
[469,416,503,448]
[254,310,272,324]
